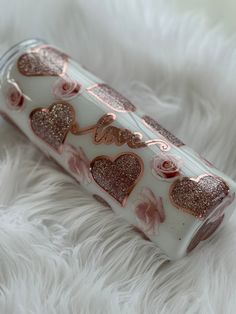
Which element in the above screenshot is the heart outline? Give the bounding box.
[90,152,144,206]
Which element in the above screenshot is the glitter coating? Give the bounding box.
[142,115,184,147]
[17,46,68,76]
[187,214,224,252]
[30,102,76,152]
[90,153,143,206]
[87,84,136,112]
[170,175,229,219]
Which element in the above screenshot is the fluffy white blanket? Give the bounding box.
[0,0,236,313]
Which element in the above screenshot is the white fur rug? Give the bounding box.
[0,0,236,313]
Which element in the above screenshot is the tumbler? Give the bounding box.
[0,39,235,259]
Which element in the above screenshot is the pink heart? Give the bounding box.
[17,46,68,76]
[169,175,229,219]
[30,102,76,152]
[90,153,143,206]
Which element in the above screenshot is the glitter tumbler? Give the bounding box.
[0,39,235,259]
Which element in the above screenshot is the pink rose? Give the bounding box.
[64,145,91,184]
[53,76,80,100]
[151,154,181,180]
[6,84,24,109]
[134,187,165,235]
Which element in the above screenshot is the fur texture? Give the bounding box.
[0,0,236,313]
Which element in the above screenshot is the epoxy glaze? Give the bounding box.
[0,39,236,259]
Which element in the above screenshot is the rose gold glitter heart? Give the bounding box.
[30,102,76,152]
[17,46,68,76]
[87,84,136,112]
[169,175,229,219]
[90,153,143,206]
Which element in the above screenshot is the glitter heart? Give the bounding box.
[30,102,76,152]
[17,46,68,76]
[169,175,229,219]
[90,153,143,206]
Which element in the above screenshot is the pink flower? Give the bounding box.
[151,154,181,180]
[134,187,165,235]
[6,83,24,109]
[53,76,80,100]
[64,145,91,184]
